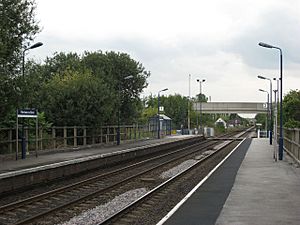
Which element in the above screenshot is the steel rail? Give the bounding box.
[99,133,248,224]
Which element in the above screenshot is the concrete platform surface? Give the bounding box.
[216,138,300,225]
[160,138,251,225]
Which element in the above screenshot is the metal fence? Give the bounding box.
[0,124,169,156]
[283,128,300,163]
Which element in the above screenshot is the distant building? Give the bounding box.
[227,119,241,127]
[215,118,227,129]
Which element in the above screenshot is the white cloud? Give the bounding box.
[32,0,300,104]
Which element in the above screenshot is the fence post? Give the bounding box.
[74,126,77,147]
[9,129,12,154]
[292,129,295,157]
[92,128,95,145]
[25,127,29,154]
[296,129,300,160]
[107,127,110,144]
[64,127,67,147]
[83,127,87,146]
[52,127,56,149]
[113,126,116,143]
[40,127,43,150]
[134,124,137,140]
[100,127,103,143]
[139,125,141,139]
[130,125,132,140]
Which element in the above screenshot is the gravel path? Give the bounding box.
[57,188,148,225]
[160,159,198,179]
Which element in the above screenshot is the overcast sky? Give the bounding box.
[31,0,300,104]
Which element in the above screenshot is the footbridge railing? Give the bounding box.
[193,102,268,114]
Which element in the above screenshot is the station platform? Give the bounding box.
[158,138,300,225]
[0,135,194,174]
[0,135,198,193]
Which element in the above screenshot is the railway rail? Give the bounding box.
[99,130,250,225]
[0,129,252,225]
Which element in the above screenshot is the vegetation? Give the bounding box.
[0,0,40,125]
[1,0,281,132]
[255,90,300,129]
[282,90,300,128]
[8,51,150,127]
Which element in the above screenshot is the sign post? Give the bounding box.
[16,109,38,160]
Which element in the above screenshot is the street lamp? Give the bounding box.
[22,42,43,78]
[273,78,280,161]
[259,89,269,138]
[196,79,205,135]
[117,75,133,145]
[257,75,273,145]
[21,42,43,159]
[157,88,168,139]
[258,42,283,160]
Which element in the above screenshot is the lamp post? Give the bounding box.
[157,88,168,139]
[21,42,43,159]
[258,42,283,160]
[273,88,278,161]
[257,75,273,145]
[117,75,133,145]
[273,78,280,161]
[259,89,269,138]
[196,79,205,135]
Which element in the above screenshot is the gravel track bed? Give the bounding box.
[52,157,206,225]
[0,138,204,206]
[0,137,241,225]
[0,146,185,206]
[21,145,213,225]
[160,159,198,179]
[50,142,240,225]
[0,160,136,206]
[58,188,148,225]
[101,137,247,225]
[123,141,240,225]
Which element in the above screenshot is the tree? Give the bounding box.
[82,51,150,124]
[282,90,300,128]
[0,0,40,76]
[24,51,150,126]
[195,93,208,102]
[255,113,267,129]
[161,94,190,129]
[39,69,114,126]
[0,0,40,125]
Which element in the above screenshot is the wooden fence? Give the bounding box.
[283,128,300,163]
[0,124,167,156]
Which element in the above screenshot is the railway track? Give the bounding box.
[0,129,251,225]
[99,130,250,225]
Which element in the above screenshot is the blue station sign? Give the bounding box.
[17,109,38,118]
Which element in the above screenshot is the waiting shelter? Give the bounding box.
[149,114,172,137]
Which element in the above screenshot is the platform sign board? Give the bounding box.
[16,109,38,160]
[17,109,38,118]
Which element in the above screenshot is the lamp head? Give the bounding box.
[259,89,265,92]
[29,42,43,49]
[258,42,273,49]
[257,75,266,80]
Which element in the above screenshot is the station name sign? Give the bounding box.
[17,109,38,118]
